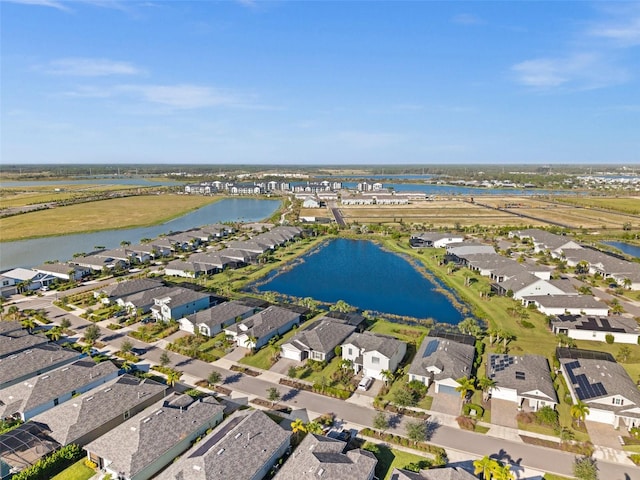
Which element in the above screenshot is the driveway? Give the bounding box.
[586,421,624,450]
[270,357,299,375]
[222,346,248,362]
[431,392,462,416]
[490,398,518,428]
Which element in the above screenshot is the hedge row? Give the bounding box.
[312,384,351,399]
[360,428,447,465]
[12,444,84,480]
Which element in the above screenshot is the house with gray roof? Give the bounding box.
[410,232,464,249]
[156,409,290,480]
[0,344,82,389]
[274,433,377,480]
[341,332,406,381]
[445,242,496,262]
[116,286,175,314]
[487,354,558,412]
[225,306,301,350]
[85,393,224,480]
[34,262,91,282]
[494,271,571,300]
[408,335,475,395]
[558,348,640,431]
[151,287,211,322]
[31,375,167,447]
[180,300,255,336]
[390,467,477,480]
[551,314,640,344]
[525,295,609,316]
[95,278,164,304]
[0,323,49,359]
[509,229,582,256]
[0,359,119,421]
[281,317,357,362]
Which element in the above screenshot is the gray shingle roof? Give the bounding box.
[30,375,167,446]
[551,314,638,334]
[0,360,118,419]
[227,306,300,340]
[99,279,164,299]
[0,327,49,358]
[390,467,477,480]
[274,434,376,480]
[85,393,224,479]
[283,318,356,355]
[342,331,405,359]
[156,409,290,480]
[487,354,557,403]
[409,337,475,381]
[186,301,254,330]
[0,344,82,388]
[525,295,608,310]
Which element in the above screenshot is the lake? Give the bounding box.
[0,198,280,270]
[254,238,465,323]
[604,241,640,259]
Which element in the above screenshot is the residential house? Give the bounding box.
[280,317,356,362]
[408,332,475,395]
[325,311,368,332]
[410,233,464,249]
[445,242,496,263]
[0,360,119,421]
[524,295,610,316]
[487,354,558,412]
[116,286,176,315]
[274,433,377,480]
[0,344,82,389]
[151,287,211,322]
[509,229,582,257]
[156,409,290,480]
[0,422,59,479]
[180,300,255,336]
[303,196,321,208]
[34,262,91,282]
[558,348,640,431]
[75,254,128,271]
[551,314,640,344]
[341,332,407,380]
[341,194,375,205]
[31,375,167,447]
[94,278,163,304]
[494,271,574,301]
[0,268,56,296]
[225,306,301,350]
[85,393,225,480]
[0,322,49,359]
[163,259,218,279]
[390,467,477,480]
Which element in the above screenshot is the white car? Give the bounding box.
[358,376,374,391]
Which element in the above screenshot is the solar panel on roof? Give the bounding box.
[422,340,439,358]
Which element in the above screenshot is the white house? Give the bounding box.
[495,272,573,300]
[151,287,211,322]
[225,306,301,350]
[280,318,356,362]
[341,332,406,381]
[180,300,255,336]
[408,334,475,395]
[487,354,558,412]
[302,196,321,208]
[551,314,640,344]
[410,233,465,249]
[559,349,640,431]
[524,295,610,316]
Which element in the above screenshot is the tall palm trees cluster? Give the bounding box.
[473,455,515,480]
[455,376,497,403]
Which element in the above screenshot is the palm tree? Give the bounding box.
[291,418,307,441]
[571,400,590,427]
[46,327,62,342]
[493,463,515,480]
[306,420,323,435]
[244,335,258,351]
[165,370,182,387]
[477,376,496,402]
[623,278,632,290]
[121,361,134,373]
[339,358,353,371]
[21,317,36,333]
[473,455,499,480]
[455,377,476,402]
[380,369,394,386]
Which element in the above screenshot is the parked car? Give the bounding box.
[358,376,374,391]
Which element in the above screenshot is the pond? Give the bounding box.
[0,198,280,270]
[604,241,640,259]
[253,238,465,323]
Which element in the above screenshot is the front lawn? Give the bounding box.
[368,319,429,344]
[129,321,179,342]
[51,459,95,480]
[363,443,434,480]
[167,332,232,362]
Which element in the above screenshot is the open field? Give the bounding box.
[0,194,219,241]
[0,183,140,208]
[339,196,640,230]
[554,195,640,215]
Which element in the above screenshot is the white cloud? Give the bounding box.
[5,0,71,11]
[511,53,628,90]
[41,58,142,76]
[589,17,640,47]
[452,13,484,26]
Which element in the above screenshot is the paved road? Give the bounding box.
[8,292,640,479]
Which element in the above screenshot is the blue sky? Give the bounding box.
[1,1,639,165]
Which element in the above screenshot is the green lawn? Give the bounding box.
[368,319,429,344]
[363,443,434,480]
[51,459,95,480]
[543,474,573,480]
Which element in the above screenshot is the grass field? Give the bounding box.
[51,459,95,480]
[363,443,434,480]
[554,195,640,215]
[0,184,138,208]
[0,194,220,241]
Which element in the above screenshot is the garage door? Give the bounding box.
[436,384,458,395]
[281,345,302,361]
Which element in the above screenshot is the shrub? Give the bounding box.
[630,454,640,466]
[456,415,476,431]
[84,459,97,469]
[462,403,484,417]
[521,320,535,329]
[536,406,559,427]
[12,444,83,480]
[605,334,615,344]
